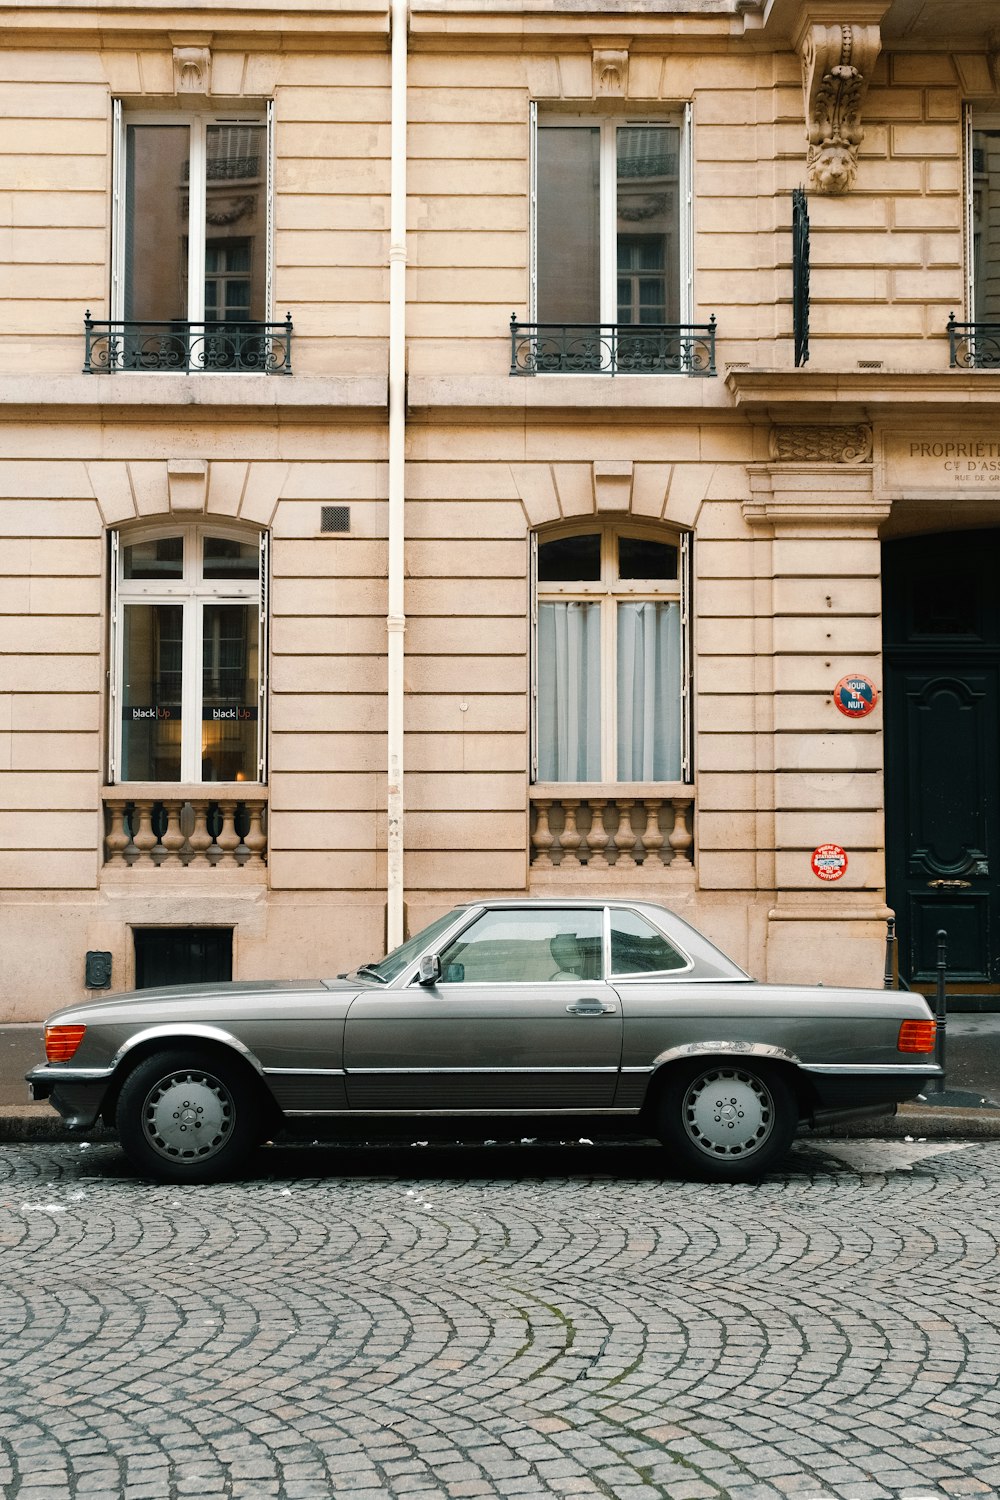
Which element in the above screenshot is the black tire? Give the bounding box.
[115,1048,261,1183]
[655,1059,798,1182]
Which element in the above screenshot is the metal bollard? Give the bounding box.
[932,928,948,1094]
[883,916,896,989]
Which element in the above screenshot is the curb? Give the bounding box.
[811,1103,1000,1140]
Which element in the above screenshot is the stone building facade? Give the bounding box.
[1,0,998,1018]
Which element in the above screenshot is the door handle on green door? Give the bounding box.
[926,879,972,888]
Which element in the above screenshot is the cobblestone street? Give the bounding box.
[2,1137,1000,1500]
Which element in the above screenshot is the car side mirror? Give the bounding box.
[417,953,441,986]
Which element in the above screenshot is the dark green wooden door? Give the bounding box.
[884,531,1000,985]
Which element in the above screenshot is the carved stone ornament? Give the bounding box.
[800,23,881,194]
[173,46,211,95]
[592,48,629,99]
[769,425,873,464]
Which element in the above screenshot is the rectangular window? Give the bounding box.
[109,527,268,785]
[536,601,602,781]
[111,107,276,371]
[534,116,686,327]
[971,117,1000,323]
[120,603,183,781]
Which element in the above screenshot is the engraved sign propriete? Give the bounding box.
[881,433,1000,497]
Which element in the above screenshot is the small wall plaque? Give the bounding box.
[85,951,113,989]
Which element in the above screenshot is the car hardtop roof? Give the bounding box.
[452,897,678,910]
[440,899,750,979]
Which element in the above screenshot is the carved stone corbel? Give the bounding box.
[592,47,629,99]
[173,45,212,95]
[990,33,1000,94]
[769,424,873,463]
[800,23,881,193]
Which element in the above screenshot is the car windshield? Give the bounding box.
[350,908,465,985]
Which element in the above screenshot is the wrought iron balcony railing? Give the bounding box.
[83,313,293,374]
[510,316,716,376]
[948,314,1000,369]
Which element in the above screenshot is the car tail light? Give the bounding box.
[45,1025,86,1062]
[898,1019,936,1053]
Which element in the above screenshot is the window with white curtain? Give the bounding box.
[533,527,690,784]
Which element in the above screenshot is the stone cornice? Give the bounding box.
[743,465,890,529]
[0,373,388,420]
[406,372,734,415]
[408,0,760,47]
[726,368,1000,419]
[0,3,388,49]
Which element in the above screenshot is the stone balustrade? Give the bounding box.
[530,788,693,869]
[101,785,268,869]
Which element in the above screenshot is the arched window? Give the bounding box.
[109,524,267,784]
[533,525,689,783]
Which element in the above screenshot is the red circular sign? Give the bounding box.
[833,675,878,718]
[811,844,848,882]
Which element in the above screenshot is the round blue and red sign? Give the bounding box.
[833,675,878,718]
[812,844,848,882]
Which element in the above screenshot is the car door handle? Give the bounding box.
[565,999,616,1015]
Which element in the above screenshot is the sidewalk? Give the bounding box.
[4,1017,1000,1143]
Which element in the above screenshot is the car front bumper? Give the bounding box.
[27,1065,112,1131]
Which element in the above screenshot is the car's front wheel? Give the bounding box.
[656,1060,797,1181]
[116,1048,260,1183]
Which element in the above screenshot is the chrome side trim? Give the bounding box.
[620,1065,655,1075]
[282,1107,642,1117]
[110,1024,265,1074]
[650,1040,801,1068]
[263,1067,346,1077]
[612,976,753,986]
[345,1065,620,1075]
[800,1062,941,1075]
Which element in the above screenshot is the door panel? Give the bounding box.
[343,983,623,1109]
[883,526,1000,989]
[902,673,992,875]
[888,667,998,982]
[908,893,989,980]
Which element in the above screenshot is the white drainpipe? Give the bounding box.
[386,0,408,947]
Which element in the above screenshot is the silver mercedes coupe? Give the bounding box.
[27,899,940,1183]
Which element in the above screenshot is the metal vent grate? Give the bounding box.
[321,505,350,533]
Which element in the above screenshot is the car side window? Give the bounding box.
[610,909,688,975]
[438,908,604,984]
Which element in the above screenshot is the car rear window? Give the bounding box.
[610,909,688,974]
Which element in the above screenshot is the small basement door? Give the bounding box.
[133,928,233,989]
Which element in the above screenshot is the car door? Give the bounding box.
[607,904,703,1107]
[343,905,623,1110]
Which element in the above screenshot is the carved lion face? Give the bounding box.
[809,143,856,194]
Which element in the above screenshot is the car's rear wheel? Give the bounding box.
[116,1048,260,1183]
[656,1060,797,1181]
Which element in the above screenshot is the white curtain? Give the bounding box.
[537,602,601,780]
[617,601,681,780]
